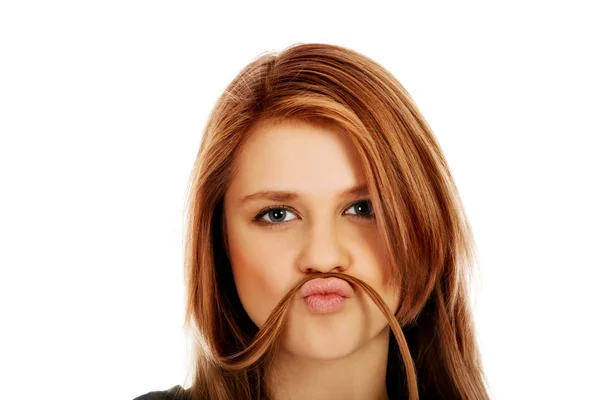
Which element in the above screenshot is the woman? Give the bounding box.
[135,43,490,400]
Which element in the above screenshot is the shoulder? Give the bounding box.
[133,385,186,400]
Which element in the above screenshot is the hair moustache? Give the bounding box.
[214,271,420,400]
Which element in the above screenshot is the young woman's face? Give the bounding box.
[223,119,400,360]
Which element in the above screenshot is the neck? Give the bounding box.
[267,328,391,400]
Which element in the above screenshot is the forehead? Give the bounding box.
[229,119,365,199]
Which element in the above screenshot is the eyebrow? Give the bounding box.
[239,183,370,205]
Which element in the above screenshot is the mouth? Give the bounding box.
[299,277,353,314]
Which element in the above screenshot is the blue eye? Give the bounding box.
[260,206,297,224]
[345,200,374,218]
[254,200,375,226]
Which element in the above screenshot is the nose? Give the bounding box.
[297,220,351,274]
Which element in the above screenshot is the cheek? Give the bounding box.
[227,226,294,327]
[357,228,400,311]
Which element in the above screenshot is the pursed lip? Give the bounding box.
[299,277,353,298]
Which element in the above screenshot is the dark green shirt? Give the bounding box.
[134,385,186,400]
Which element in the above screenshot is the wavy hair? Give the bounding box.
[180,43,490,399]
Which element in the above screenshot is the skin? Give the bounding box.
[223,119,400,400]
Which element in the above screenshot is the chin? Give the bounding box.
[279,305,370,361]
[282,332,364,361]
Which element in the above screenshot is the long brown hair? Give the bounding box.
[180,43,490,399]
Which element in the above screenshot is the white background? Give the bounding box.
[1,1,598,399]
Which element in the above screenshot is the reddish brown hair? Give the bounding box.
[180,43,490,399]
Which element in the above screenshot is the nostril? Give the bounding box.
[305,266,345,274]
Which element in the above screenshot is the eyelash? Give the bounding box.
[253,199,375,228]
